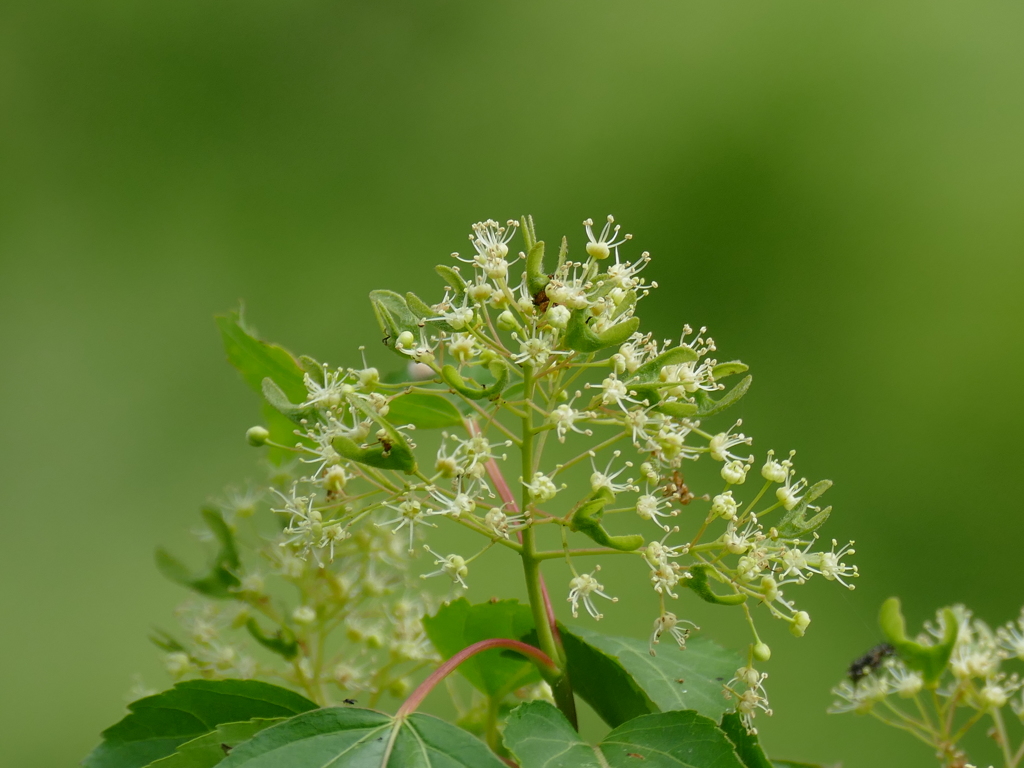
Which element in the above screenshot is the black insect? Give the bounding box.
[344,698,357,705]
[848,643,896,682]
[220,744,233,755]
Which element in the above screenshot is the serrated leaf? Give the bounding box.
[775,479,833,538]
[216,310,306,404]
[504,702,746,768]
[386,392,463,429]
[423,599,541,698]
[146,719,285,768]
[218,707,505,768]
[83,680,316,768]
[695,376,752,418]
[155,509,241,599]
[719,711,772,768]
[560,624,741,727]
[502,701,600,767]
[600,710,746,767]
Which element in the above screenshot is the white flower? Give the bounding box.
[568,567,617,619]
[421,546,469,589]
[605,251,652,291]
[378,499,439,551]
[549,397,594,442]
[650,612,698,653]
[484,507,528,539]
[711,491,740,521]
[709,421,752,462]
[828,676,889,715]
[761,449,792,484]
[583,215,632,261]
[447,333,478,363]
[292,605,317,624]
[589,450,637,494]
[806,539,858,589]
[636,493,677,529]
[727,666,773,735]
[721,459,752,485]
[301,365,353,410]
[429,487,476,518]
[887,663,923,698]
[775,468,808,511]
[997,609,1024,660]
[524,472,559,503]
[454,219,520,280]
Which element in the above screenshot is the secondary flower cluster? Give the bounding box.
[830,604,1024,767]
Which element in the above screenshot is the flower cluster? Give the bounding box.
[830,604,1024,767]
[156,214,856,735]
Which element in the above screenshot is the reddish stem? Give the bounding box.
[397,639,557,717]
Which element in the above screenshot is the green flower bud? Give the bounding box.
[753,642,772,662]
[791,610,811,637]
[246,426,270,446]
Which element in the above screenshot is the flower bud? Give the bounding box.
[791,610,811,637]
[246,426,270,446]
[497,310,518,331]
[388,678,413,697]
[546,305,571,329]
[292,606,317,625]
[721,460,749,485]
[396,331,415,349]
[753,642,772,662]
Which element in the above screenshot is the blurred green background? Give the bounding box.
[2,0,1023,765]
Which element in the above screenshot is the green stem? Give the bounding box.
[520,364,578,729]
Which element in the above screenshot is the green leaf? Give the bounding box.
[245,619,298,661]
[83,680,317,768]
[216,310,306,404]
[333,433,417,472]
[423,599,541,697]
[155,508,241,599]
[146,719,285,768]
[568,487,644,552]
[772,762,829,768]
[435,264,467,301]
[719,711,772,768]
[601,710,746,768]
[656,400,700,418]
[695,376,752,418]
[502,701,600,767]
[259,378,314,423]
[878,597,957,687]
[630,345,701,384]
[526,240,549,296]
[218,707,505,768]
[370,289,421,356]
[387,392,463,429]
[440,361,509,401]
[565,310,640,353]
[503,702,746,768]
[775,481,832,539]
[683,565,748,606]
[560,624,742,727]
[712,361,749,380]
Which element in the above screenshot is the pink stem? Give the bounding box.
[470,420,563,654]
[397,639,557,717]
